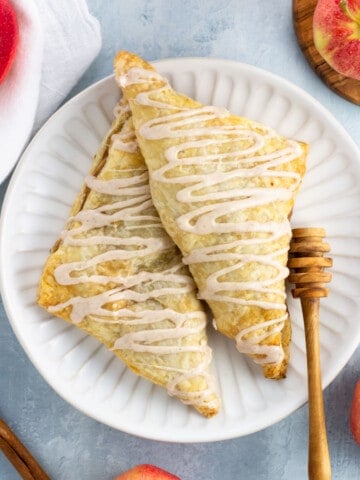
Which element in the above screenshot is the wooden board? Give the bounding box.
[293,0,360,106]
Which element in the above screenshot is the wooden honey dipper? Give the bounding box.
[288,227,333,480]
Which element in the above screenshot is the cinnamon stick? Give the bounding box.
[0,418,50,480]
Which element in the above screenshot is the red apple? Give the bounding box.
[313,0,360,80]
[350,379,360,445]
[0,0,19,83]
[114,464,181,480]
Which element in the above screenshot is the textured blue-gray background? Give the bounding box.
[1,1,359,479]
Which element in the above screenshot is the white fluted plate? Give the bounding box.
[1,58,360,442]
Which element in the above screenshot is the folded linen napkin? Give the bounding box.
[0,0,101,184]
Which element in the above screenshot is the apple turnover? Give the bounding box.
[114,51,307,379]
[37,103,220,417]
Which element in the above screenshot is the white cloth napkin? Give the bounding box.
[0,0,101,184]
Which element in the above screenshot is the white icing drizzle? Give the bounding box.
[119,67,187,111]
[111,130,139,153]
[235,316,289,365]
[49,125,217,407]
[119,67,303,365]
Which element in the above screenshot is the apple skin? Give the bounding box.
[0,0,19,83]
[350,380,360,445]
[114,464,181,480]
[313,0,360,80]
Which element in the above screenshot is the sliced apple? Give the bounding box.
[313,0,360,80]
[114,464,181,480]
[350,379,360,445]
[0,0,19,83]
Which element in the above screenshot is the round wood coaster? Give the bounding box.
[293,0,360,106]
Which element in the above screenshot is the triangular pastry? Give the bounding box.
[114,51,307,379]
[37,103,220,417]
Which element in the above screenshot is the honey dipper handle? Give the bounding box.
[301,298,332,480]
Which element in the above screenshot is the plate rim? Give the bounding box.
[1,57,360,442]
